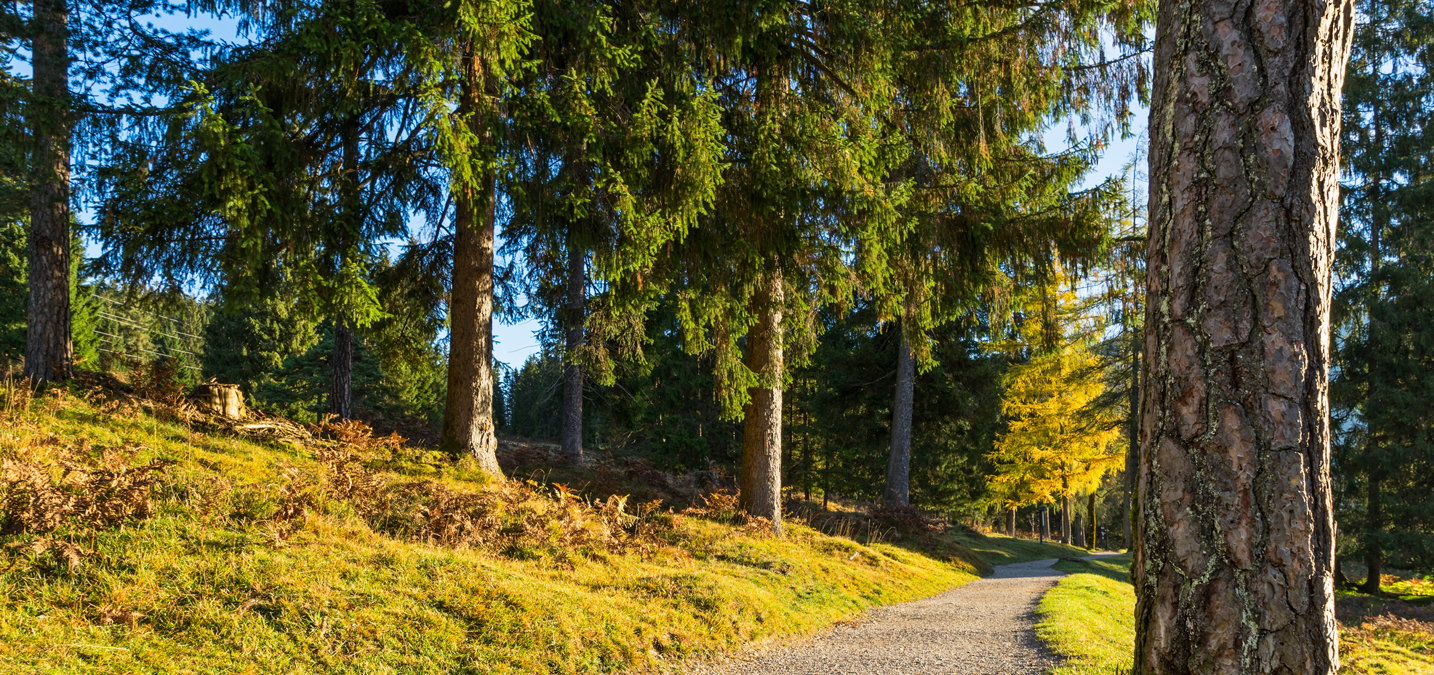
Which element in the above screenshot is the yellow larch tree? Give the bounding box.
[987,269,1123,543]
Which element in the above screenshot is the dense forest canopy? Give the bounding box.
[0,0,1425,588]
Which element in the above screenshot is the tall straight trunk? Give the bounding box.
[1134,0,1351,665]
[561,232,585,462]
[331,123,359,421]
[331,313,353,419]
[1041,507,1050,541]
[1125,330,1140,548]
[883,321,915,507]
[441,48,501,477]
[1006,506,1016,538]
[1087,492,1098,551]
[1361,476,1383,593]
[25,0,71,383]
[740,271,783,533]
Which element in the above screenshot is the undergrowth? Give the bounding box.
[0,374,986,674]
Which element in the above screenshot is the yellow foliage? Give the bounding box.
[988,269,1123,508]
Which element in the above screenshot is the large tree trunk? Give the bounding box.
[440,48,501,478]
[1006,506,1016,538]
[25,0,71,383]
[740,272,783,533]
[561,231,584,463]
[331,313,353,420]
[1134,0,1352,665]
[883,321,915,507]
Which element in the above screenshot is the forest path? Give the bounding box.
[686,557,1097,675]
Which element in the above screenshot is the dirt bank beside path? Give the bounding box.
[687,557,1080,675]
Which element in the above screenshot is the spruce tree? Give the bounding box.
[1331,0,1434,591]
[7,1,206,382]
[847,0,1151,508]
[99,0,445,420]
[502,0,723,462]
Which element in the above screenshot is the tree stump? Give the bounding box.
[191,384,245,419]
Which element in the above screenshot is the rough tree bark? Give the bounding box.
[25,0,72,383]
[1133,0,1353,665]
[740,272,784,533]
[561,230,585,463]
[441,47,502,477]
[883,320,915,507]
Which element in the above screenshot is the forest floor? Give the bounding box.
[0,374,1080,674]
[686,555,1116,675]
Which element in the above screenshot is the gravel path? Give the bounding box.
[687,557,1071,675]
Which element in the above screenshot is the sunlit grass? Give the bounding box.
[1036,554,1434,675]
[0,385,982,674]
[1037,553,1135,675]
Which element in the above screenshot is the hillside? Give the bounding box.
[0,375,1076,674]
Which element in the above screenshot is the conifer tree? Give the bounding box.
[988,272,1122,541]
[652,0,907,532]
[846,0,1151,508]
[502,0,723,462]
[7,1,208,382]
[1331,0,1434,591]
[98,1,444,423]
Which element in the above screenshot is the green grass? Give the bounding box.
[945,528,1088,571]
[1037,553,1135,675]
[1036,554,1434,675]
[0,384,987,674]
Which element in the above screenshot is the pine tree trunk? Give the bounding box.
[561,232,584,463]
[440,48,501,478]
[1134,0,1351,664]
[25,0,71,383]
[883,321,915,507]
[740,271,783,533]
[331,313,353,420]
[1361,475,1382,593]
[1087,492,1098,551]
[1007,506,1016,537]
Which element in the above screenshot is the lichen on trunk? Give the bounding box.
[1134,0,1353,666]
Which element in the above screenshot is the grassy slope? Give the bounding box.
[1036,554,1434,675]
[0,387,1076,675]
